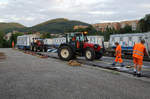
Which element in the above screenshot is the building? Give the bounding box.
[120,20,139,31]
[4,32,12,41]
[73,25,88,30]
[4,31,20,41]
[92,20,139,32]
[92,22,120,32]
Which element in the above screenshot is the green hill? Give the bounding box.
[26,18,90,33]
[0,22,25,33]
[0,18,91,34]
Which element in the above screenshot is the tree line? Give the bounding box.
[0,32,23,48]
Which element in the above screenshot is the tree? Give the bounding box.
[0,32,5,48]
[10,32,24,45]
[119,25,132,34]
[41,32,51,38]
[138,14,150,32]
[138,19,147,32]
[0,32,10,48]
[102,26,114,41]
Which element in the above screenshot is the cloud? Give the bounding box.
[0,0,150,26]
[88,11,115,15]
[0,1,9,8]
[140,4,150,9]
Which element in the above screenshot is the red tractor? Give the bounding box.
[58,32,104,61]
[30,38,47,52]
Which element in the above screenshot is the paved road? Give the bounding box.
[0,48,150,99]
[101,56,150,67]
[37,52,150,77]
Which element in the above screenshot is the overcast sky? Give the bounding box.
[0,0,150,27]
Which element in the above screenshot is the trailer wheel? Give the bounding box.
[34,46,37,52]
[30,46,33,51]
[58,46,73,61]
[44,47,47,52]
[85,48,95,61]
[42,48,45,52]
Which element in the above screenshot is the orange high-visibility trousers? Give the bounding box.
[133,57,143,66]
[115,56,123,63]
[115,45,123,63]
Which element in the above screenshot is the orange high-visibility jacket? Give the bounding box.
[72,37,76,41]
[77,40,80,48]
[116,45,122,57]
[12,41,15,48]
[133,43,146,59]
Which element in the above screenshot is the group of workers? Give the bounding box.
[112,39,147,77]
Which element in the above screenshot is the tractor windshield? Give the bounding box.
[76,33,88,42]
[66,33,88,43]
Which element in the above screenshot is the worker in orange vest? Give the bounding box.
[12,41,15,48]
[72,36,76,41]
[112,42,124,67]
[132,40,148,77]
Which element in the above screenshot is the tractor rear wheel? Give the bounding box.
[58,46,74,61]
[85,48,95,61]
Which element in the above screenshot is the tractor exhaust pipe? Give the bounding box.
[102,41,105,53]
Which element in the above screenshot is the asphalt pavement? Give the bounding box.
[36,52,150,78]
[0,48,150,99]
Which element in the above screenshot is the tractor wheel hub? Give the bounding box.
[61,49,69,58]
[86,51,92,59]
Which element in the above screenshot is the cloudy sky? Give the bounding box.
[0,0,150,27]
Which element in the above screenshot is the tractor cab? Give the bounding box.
[32,38,44,45]
[30,38,47,52]
[65,32,88,50]
[58,32,103,61]
[66,32,88,43]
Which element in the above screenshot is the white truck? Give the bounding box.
[109,32,150,58]
[17,34,39,50]
[87,36,104,47]
[51,36,104,48]
[17,35,105,51]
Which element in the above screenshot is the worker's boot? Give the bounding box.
[137,72,142,77]
[121,63,125,67]
[112,62,116,66]
[133,71,137,76]
[133,68,137,76]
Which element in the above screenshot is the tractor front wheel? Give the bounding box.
[58,46,73,61]
[85,48,95,61]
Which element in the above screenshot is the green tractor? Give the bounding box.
[58,32,104,61]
